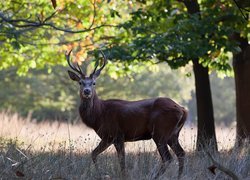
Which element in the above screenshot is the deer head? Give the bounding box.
[66,50,107,99]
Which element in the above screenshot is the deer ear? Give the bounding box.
[68,70,80,81]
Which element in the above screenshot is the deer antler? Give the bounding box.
[91,50,108,78]
[66,49,85,77]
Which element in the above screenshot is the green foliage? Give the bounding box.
[104,0,249,76]
[0,67,76,120]
[1,0,248,76]
[0,0,128,74]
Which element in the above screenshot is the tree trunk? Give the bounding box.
[192,59,218,151]
[183,0,217,151]
[233,36,250,146]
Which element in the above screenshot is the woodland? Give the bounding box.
[0,0,249,179]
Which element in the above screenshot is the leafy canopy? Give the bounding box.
[0,0,129,75]
[1,0,249,77]
[103,0,249,77]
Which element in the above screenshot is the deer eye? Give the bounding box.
[93,82,96,86]
[79,81,85,85]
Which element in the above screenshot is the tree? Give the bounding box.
[181,0,216,151]
[232,1,250,146]
[233,37,250,147]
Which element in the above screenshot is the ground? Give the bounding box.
[0,112,249,179]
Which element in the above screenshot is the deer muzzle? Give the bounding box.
[82,88,92,98]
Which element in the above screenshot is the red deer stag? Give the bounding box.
[66,50,187,177]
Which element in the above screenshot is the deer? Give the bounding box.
[66,50,188,178]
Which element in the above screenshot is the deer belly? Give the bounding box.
[123,126,152,141]
[125,132,152,141]
[120,116,152,141]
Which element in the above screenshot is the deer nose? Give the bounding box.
[83,89,91,95]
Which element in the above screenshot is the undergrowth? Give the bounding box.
[0,112,249,179]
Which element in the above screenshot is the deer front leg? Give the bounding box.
[91,139,111,173]
[114,137,126,177]
[114,142,125,171]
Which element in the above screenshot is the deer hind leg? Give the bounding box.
[152,135,173,178]
[168,134,185,178]
[153,137,173,163]
[91,139,112,173]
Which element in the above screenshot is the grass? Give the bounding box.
[0,111,249,179]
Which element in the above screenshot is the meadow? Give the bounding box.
[0,111,249,180]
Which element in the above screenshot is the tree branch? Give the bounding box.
[206,152,240,180]
[19,38,95,46]
[0,11,118,34]
[233,0,249,21]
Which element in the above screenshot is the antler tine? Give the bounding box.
[66,49,78,72]
[90,50,108,78]
[76,63,84,76]
[91,59,100,75]
[95,50,107,74]
[66,49,85,76]
[100,50,108,67]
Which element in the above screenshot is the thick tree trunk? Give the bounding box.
[192,59,217,151]
[183,0,217,151]
[233,36,250,146]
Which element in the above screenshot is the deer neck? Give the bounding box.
[79,92,103,129]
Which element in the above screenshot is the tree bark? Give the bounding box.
[193,59,217,151]
[233,35,250,146]
[183,0,218,151]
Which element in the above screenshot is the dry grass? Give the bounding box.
[0,112,249,179]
